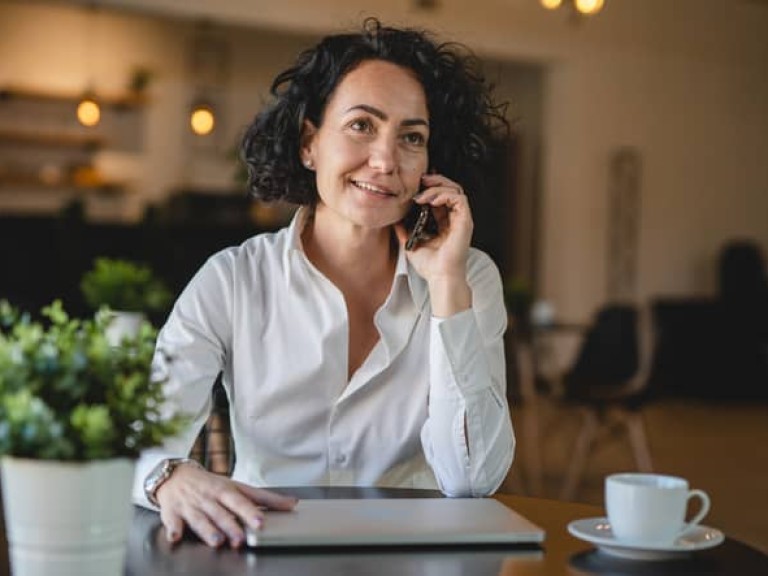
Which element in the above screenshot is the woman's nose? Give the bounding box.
[368,137,398,173]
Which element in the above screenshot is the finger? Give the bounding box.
[433,205,452,229]
[415,185,465,206]
[159,507,185,545]
[428,196,473,239]
[200,499,247,549]
[217,488,266,532]
[420,174,463,193]
[425,191,470,211]
[235,483,300,511]
[414,185,457,201]
[183,507,227,548]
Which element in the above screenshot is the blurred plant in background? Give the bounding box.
[80,258,172,314]
[504,276,534,334]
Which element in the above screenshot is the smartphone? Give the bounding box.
[403,183,438,251]
[403,203,438,251]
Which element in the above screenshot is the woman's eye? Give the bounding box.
[403,132,426,146]
[349,119,373,133]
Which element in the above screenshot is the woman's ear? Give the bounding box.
[300,120,317,169]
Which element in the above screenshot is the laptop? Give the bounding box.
[245,498,545,548]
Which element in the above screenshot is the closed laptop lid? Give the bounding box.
[245,498,545,548]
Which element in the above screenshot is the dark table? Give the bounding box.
[3,487,768,575]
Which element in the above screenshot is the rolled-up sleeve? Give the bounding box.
[132,252,234,508]
[420,250,515,497]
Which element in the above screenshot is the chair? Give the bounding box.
[716,241,768,398]
[556,303,654,501]
[190,376,235,475]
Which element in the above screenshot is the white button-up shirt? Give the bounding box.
[133,208,515,507]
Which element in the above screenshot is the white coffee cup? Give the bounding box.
[605,473,711,545]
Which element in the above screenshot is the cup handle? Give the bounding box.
[678,489,710,536]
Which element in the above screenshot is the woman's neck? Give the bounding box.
[301,205,397,290]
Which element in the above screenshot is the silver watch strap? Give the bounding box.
[145,457,202,507]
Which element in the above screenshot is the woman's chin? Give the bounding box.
[348,207,407,231]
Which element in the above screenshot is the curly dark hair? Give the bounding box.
[241,17,508,205]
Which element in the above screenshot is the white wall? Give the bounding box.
[2,0,767,322]
[539,22,768,322]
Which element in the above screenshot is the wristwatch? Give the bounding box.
[144,458,202,507]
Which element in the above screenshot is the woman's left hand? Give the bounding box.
[394,173,473,316]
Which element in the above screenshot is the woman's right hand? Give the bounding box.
[155,462,299,548]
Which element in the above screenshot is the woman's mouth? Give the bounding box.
[351,180,397,198]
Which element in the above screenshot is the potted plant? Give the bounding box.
[0,300,184,576]
[128,66,154,96]
[80,258,173,345]
[504,275,534,336]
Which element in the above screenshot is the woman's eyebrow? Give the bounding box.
[345,104,429,128]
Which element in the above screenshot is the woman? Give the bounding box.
[134,18,515,549]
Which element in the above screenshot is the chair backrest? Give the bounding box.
[566,304,639,390]
[718,240,768,341]
[718,240,767,306]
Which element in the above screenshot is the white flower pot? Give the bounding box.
[105,311,145,346]
[1,457,136,576]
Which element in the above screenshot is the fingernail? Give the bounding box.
[166,528,178,542]
[210,533,224,546]
[252,517,263,529]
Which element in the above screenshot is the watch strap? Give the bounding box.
[144,457,202,507]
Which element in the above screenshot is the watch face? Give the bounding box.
[144,459,172,505]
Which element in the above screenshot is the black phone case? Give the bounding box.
[403,203,438,250]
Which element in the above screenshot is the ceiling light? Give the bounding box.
[540,0,605,17]
[190,102,215,136]
[77,95,101,127]
[540,0,563,9]
[574,0,604,15]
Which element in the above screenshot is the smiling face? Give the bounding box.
[301,59,430,232]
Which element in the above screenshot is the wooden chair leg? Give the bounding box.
[520,396,544,496]
[516,341,543,496]
[560,408,599,501]
[625,411,653,472]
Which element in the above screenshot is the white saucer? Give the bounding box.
[567,517,725,560]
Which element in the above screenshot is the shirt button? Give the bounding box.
[335,454,347,464]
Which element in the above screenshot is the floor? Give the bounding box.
[500,396,768,554]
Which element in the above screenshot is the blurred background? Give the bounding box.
[0,0,766,553]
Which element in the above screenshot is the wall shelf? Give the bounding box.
[0,173,126,194]
[0,84,145,216]
[0,129,106,150]
[0,86,146,110]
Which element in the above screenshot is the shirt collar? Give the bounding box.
[286,205,310,253]
[396,241,429,313]
[283,206,428,312]
[283,206,310,287]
